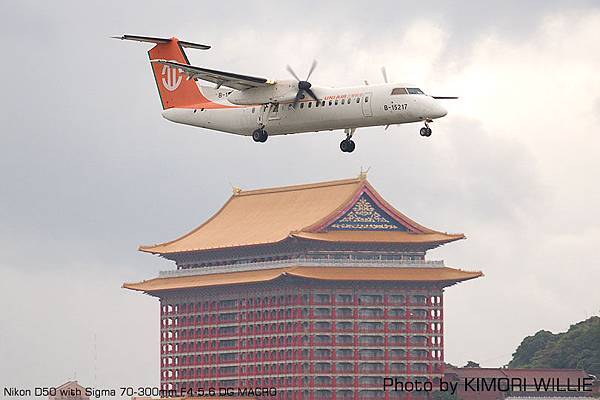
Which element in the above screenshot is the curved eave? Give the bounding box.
[292,231,465,245]
[138,231,465,257]
[138,193,238,254]
[123,266,483,294]
[139,235,292,256]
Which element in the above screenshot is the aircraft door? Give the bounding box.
[267,104,280,121]
[257,104,269,127]
[362,92,373,117]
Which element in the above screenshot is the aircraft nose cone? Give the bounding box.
[431,102,447,119]
[439,104,448,118]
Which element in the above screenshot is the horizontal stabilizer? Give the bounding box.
[432,96,459,99]
[112,34,211,50]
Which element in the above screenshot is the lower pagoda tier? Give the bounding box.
[124,176,483,400]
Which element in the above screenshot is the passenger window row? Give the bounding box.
[289,96,369,110]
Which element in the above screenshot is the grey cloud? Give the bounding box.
[1,0,600,395]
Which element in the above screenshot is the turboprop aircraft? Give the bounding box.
[115,35,457,152]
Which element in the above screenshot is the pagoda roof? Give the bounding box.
[123,266,483,294]
[139,176,464,255]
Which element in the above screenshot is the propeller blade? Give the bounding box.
[432,96,459,99]
[292,89,304,108]
[306,59,318,81]
[288,61,318,106]
[286,65,301,81]
[381,66,388,83]
[305,88,319,102]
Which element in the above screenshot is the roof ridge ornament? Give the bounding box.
[358,166,370,180]
[230,183,242,195]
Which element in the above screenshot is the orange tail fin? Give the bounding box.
[146,37,208,109]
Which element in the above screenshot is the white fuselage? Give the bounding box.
[161,82,448,137]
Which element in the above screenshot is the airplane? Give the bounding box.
[114,35,457,153]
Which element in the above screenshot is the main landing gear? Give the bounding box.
[252,128,268,143]
[419,120,432,137]
[340,128,356,153]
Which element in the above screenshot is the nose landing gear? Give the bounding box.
[252,128,268,143]
[419,120,432,137]
[340,128,356,153]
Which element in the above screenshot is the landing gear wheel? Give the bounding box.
[341,127,357,152]
[259,130,268,142]
[420,127,432,137]
[252,129,268,142]
[340,139,356,153]
[347,140,355,152]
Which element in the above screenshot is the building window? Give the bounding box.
[315,321,331,330]
[314,293,330,303]
[336,321,353,331]
[359,308,383,317]
[336,294,353,304]
[359,294,383,304]
[315,308,331,317]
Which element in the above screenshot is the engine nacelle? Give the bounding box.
[228,80,297,105]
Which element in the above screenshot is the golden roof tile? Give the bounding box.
[139,177,463,255]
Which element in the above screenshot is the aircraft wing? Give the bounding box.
[151,60,274,91]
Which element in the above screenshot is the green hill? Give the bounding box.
[508,316,600,376]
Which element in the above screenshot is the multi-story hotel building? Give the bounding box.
[124,176,482,399]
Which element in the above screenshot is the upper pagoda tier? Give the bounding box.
[140,176,464,256]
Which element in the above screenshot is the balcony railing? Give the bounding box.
[160,257,447,277]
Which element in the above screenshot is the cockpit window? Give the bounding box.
[391,88,408,95]
[407,88,425,95]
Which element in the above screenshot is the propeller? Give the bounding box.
[287,60,319,108]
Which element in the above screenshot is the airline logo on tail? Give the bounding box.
[114,35,239,110]
[161,64,183,91]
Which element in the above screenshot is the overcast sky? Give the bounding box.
[1,0,599,396]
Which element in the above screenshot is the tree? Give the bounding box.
[463,361,480,368]
[509,316,600,376]
[508,330,556,368]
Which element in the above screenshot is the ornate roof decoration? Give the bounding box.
[327,193,410,231]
